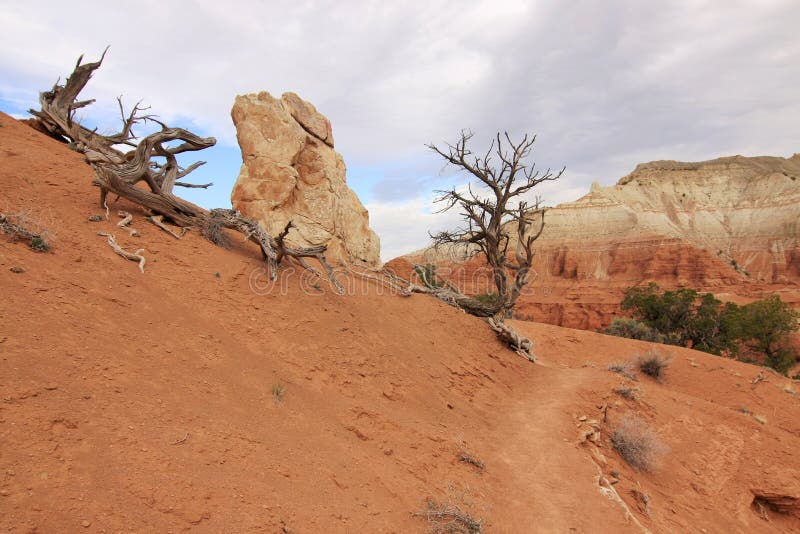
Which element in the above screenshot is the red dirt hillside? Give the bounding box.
[1,112,799,532]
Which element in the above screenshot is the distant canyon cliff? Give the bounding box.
[390,154,800,330]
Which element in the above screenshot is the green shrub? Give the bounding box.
[613,284,798,375]
[30,236,49,252]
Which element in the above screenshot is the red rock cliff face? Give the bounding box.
[391,154,800,330]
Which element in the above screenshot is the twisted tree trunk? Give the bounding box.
[29,50,341,288]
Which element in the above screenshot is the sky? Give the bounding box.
[1,0,798,260]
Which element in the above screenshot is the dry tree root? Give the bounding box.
[29,50,342,290]
[116,211,139,237]
[147,215,187,239]
[486,317,535,362]
[396,276,536,361]
[98,232,145,273]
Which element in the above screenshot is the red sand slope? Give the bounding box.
[1,113,799,532]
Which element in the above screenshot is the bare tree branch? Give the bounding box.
[29,51,342,287]
[422,130,565,361]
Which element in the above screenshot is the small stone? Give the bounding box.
[0,489,10,496]
[383,448,393,456]
[81,520,91,528]
[578,415,587,421]
[9,266,24,274]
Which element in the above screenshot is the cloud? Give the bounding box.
[2,0,798,259]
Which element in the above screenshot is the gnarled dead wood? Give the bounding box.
[147,215,186,239]
[117,211,139,237]
[386,271,536,361]
[30,51,340,286]
[98,232,145,273]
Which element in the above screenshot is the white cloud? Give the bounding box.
[2,0,799,260]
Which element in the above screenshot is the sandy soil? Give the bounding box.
[1,112,799,532]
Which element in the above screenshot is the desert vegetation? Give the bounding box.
[610,415,667,471]
[0,211,53,252]
[605,283,799,374]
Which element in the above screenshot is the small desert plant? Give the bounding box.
[610,415,667,471]
[1,212,54,252]
[613,386,641,400]
[416,497,483,533]
[458,451,486,471]
[637,351,671,380]
[271,383,285,404]
[607,362,637,381]
[30,236,49,252]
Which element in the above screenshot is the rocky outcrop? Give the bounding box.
[542,155,800,284]
[230,92,380,266]
[393,154,800,330]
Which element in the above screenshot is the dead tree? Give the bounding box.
[29,50,341,289]
[419,131,564,360]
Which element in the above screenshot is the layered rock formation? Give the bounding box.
[391,154,800,329]
[230,92,380,266]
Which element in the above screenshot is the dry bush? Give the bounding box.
[458,451,486,471]
[0,210,56,252]
[271,383,285,404]
[608,362,637,381]
[414,483,483,533]
[637,351,671,381]
[611,415,667,471]
[613,385,641,400]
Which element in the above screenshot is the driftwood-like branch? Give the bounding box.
[147,215,187,239]
[117,211,139,237]
[30,51,340,287]
[381,270,535,360]
[98,232,145,273]
[487,317,535,362]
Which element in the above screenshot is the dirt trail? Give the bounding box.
[1,112,799,532]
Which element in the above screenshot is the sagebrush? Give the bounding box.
[611,415,667,471]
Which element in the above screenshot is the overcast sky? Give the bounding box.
[2,0,798,260]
